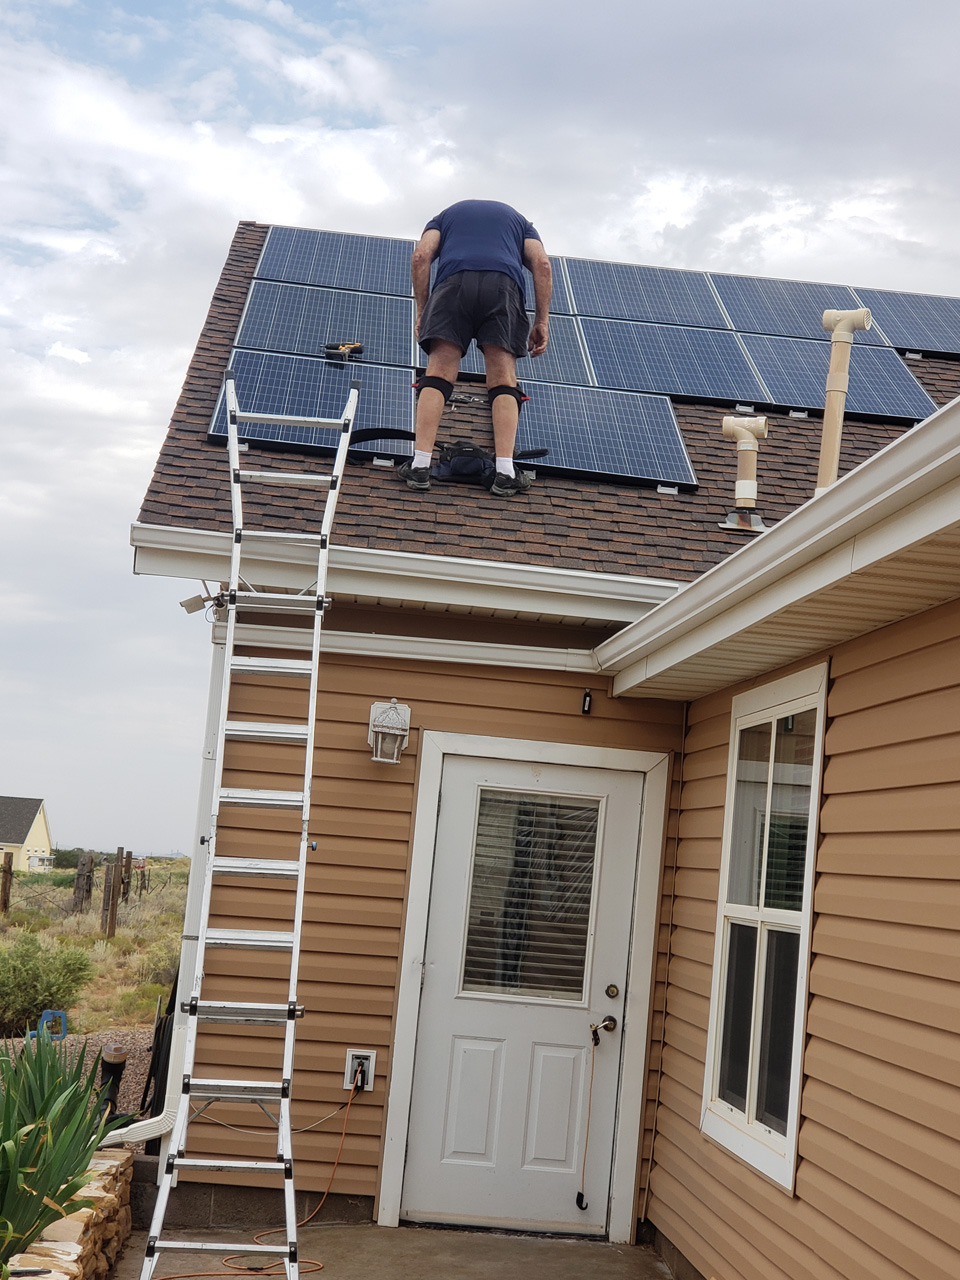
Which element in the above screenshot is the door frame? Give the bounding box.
[377,732,671,1243]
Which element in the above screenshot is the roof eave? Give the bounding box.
[130,523,680,627]
[595,394,960,699]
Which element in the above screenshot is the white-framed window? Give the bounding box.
[700,664,827,1190]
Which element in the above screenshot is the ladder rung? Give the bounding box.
[231,656,313,678]
[238,470,333,488]
[212,857,301,879]
[152,1242,290,1255]
[171,1158,288,1174]
[219,788,304,809]
[206,929,295,951]
[235,410,345,429]
[225,721,309,744]
[188,1001,303,1025]
[188,1078,286,1101]
[235,592,319,613]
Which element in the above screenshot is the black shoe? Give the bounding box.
[490,468,533,497]
[398,461,431,491]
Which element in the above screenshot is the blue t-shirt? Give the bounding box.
[424,200,541,292]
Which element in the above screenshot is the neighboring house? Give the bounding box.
[0,796,54,872]
[130,223,960,1280]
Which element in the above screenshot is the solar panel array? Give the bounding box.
[211,224,945,484]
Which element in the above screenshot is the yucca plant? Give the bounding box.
[0,1033,116,1268]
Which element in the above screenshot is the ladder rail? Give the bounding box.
[142,371,362,1280]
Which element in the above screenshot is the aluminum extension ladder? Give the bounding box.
[140,369,362,1280]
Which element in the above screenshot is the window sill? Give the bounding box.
[700,1103,797,1192]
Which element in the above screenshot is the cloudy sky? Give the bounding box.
[3,0,960,854]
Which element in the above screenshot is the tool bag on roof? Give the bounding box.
[432,441,549,488]
[433,440,497,486]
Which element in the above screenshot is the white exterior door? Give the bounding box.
[400,755,645,1235]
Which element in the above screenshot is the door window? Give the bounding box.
[461,790,600,1001]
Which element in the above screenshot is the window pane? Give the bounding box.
[764,709,817,910]
[755,929,801,1134]
[718,922,757,1112]
[461,791,599,1000]
[727,723,771,906]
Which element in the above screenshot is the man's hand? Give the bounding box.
[528,321,549,357]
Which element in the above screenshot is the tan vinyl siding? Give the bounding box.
[645,597,960,1280]
[191,650,681,1198]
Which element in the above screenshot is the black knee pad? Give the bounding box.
[416,375,454,402]
[487,384,528,410]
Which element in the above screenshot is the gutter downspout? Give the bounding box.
[815,307,872,497]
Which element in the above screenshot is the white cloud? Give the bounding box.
[46,340,91,362]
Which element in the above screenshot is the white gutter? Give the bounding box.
[131,523,679,625]
[595,393,960,693]
[221,623,602,673]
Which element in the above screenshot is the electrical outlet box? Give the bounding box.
[343,1049,376,1091]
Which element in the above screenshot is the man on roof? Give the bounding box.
[400,199,552,497]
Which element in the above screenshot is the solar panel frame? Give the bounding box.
[581,318,769,402]
[739,334,937,419]
[238,281,414,367]
[256,228,415,296]
[710,273,888,345]
[208,350,415,455]
[517,385,697,487]
[851,286,960,354]
[565,259,728,328]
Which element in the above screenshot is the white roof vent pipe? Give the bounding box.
[719,414,769,533]
[815,307,871,496]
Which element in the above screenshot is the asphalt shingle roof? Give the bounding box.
[138,221,959,585]
[0,796,44,844]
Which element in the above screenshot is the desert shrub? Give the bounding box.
[0,933,94,1038]
[1,909,53,933]
[0,1032,114,1263]
[136,934,181,986]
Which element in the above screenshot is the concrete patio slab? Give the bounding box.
[117,1225,674,1280]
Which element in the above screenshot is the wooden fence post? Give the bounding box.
[73,853,95,913]
[121,850,133,903]
[100,862,114,933]
[101,848,123,937]
[0,851,12,915]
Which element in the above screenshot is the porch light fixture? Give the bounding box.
[368,699,411,763]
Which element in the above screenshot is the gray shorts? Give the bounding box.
[418,271,529,358]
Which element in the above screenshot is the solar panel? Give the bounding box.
[238,281,414,367]
[851,287,960,354]
[581,318,768,402]
[257,228,415,296]
[739,335,937,419]
[565,259,727,328]
[517,385,696,487]
[711,273,887,345]
[209,351,414,454]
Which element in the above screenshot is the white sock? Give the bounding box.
[496,457,516,477]
[413,450,432,470]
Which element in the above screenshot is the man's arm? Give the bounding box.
[411,229,441,336]
[523,238,552,357]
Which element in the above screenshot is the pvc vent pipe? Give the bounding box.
[719,415,769,533]
[815,307,871,496]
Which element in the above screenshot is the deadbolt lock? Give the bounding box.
[605,983,620,999]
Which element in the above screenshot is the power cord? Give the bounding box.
[153,1064,365,1280]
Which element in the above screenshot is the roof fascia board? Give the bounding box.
[222,623,601,672]
[596,396,960,681]
[131,523,679,624]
